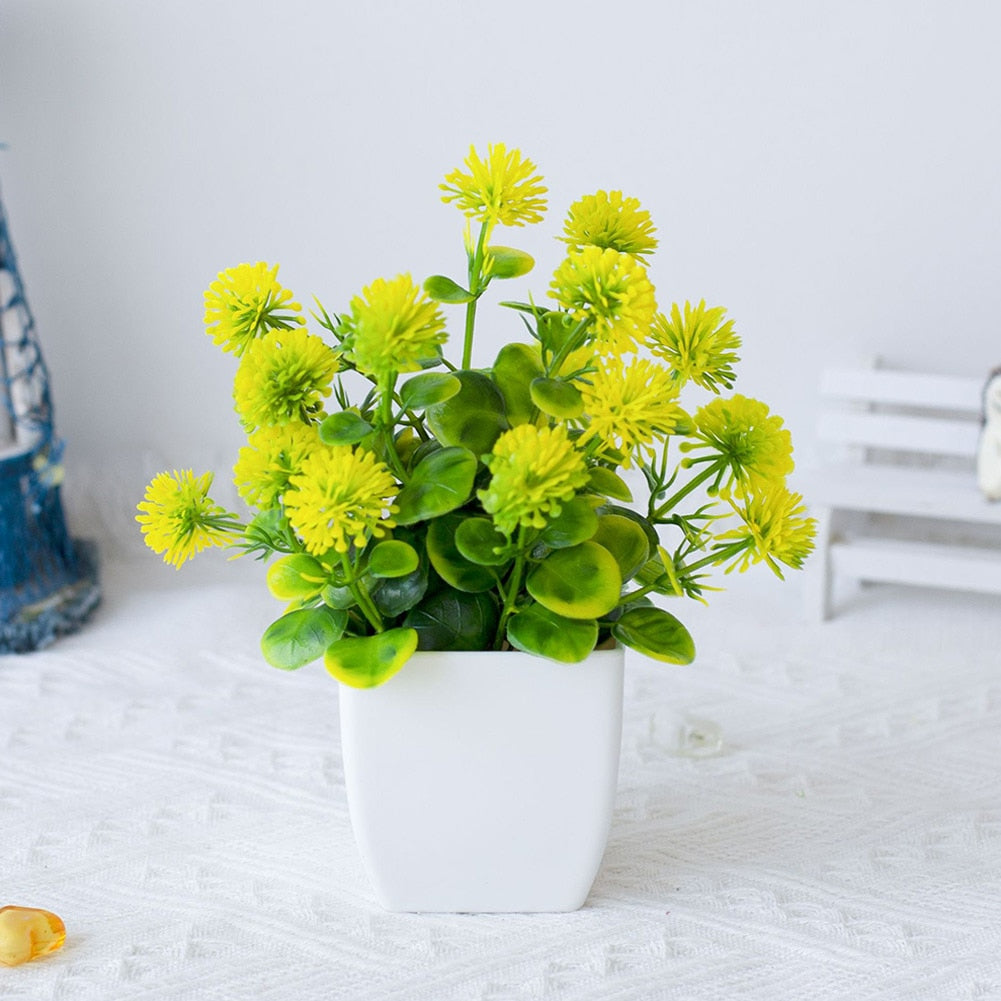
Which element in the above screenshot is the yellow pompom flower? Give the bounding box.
[650,301,741,393]
[716,487,817,578]
[341,274,448,382]
[479,424,590,537]
[580,357,689,466]
[136,470,238,567]
[440,143,547,228]
[283,446,398,555]
[684,395,794,496]
[560,190,658,264]
[233,327,338,430]
[233,422,322,510]
[549,246,657,356]
[204,262,304,356]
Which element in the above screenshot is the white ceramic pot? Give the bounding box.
[338,646,625,913]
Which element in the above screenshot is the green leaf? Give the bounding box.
[538,496,599,549]
[486,245,535,279]
[399,372,461,411]
[526,541,622,620]
[261,606,347,671]
[592,513,651,582]
[587,466,633,502]
[321,583,357,609]
[426,370,509,455]
[601,504,661,556]
[454,517,513,566]
[324,627,419,688]
[394,446,478,525]
[366,539,420,578]
[266,554,328,601]
[319,410,374,446]
[492,342,544,426]
[403,587,499,651]
[423,274,476,304]
[530,377,584,419]
[426,513,497,592]
[506,603,598,663]
[611,606,695,664]
[370,530,429,616]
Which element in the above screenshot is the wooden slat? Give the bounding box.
[816,410,981,458]
[829,538,1001,594]
[819,368,984,413]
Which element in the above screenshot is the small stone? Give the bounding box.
[0,906,66,966]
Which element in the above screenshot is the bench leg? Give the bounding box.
[804,505,834,621]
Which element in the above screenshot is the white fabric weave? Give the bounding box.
[1,556,999,1000]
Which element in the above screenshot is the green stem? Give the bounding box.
[545,317,591,378]
[677,539,751,577]
[378,374,408,483]
[650,462,720,521]
[461,221,490,369]
[340,553,384,632]
[493,526,528,648]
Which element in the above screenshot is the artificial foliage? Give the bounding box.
[137,143,816,687]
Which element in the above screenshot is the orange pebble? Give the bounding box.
[0,906,66,967]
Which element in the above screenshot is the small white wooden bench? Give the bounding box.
[805,365,1001,619]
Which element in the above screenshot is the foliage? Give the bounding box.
[138,143,816,687]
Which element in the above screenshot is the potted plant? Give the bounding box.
[137,143,816,912]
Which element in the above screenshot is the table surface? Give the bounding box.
[2,556,999,1000]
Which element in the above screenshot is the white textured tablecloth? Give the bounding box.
[2,555,999,1000]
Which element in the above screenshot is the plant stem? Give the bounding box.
[650,462,720,521]
[545,318,591,378]
[340,553,384,632]
[378,374,408,483]
[493,526,528,648]
[677,539,750,577]
[461,221,490,369]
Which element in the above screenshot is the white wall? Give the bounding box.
[1,0,999,545]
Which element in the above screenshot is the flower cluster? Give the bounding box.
[138,143,815,687]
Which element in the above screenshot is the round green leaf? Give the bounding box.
[454,517,512,566]
[319,410,374,446]
[611,606,695,664]
[506,603,598,663]
[426,370,509,456]
[423,274,476,304]
[587,466,633,502]
[324,627,419,688]
[403,587,499,651]
[321,583,356,609]
[592,514,651,582]
[394,446,477,525]
[601,504,661,556]
[526,541,622,620]
[399,372,461,411]
[426,514,497,592]
[266,554,328,601]
[530,377,584,419]
[492,342,544,426]
[486,245,535,279]
[261,606,347,671]
[370,562,429,618]
[366,539,419,578]
[538,496,599,549]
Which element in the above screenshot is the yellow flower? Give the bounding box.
[136,470,237,567]
[684,395,794,496]
[204,262,304,356]
[650,301,741,392]
[440,143,547,228]
[283,446,398,555]
[549,246,657,356]
[717,487,817,577]
[341,274,448,382]
[233,422,322,510]
[478,424,590,537]
[233,327,338,430]
[580,357,689,466]
[560,190,658,264]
